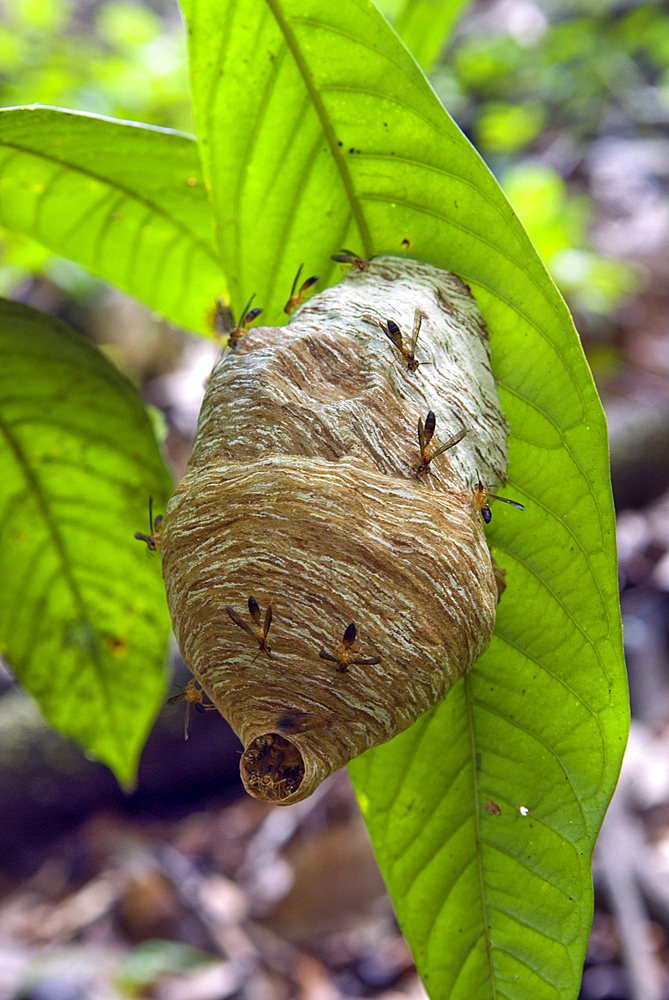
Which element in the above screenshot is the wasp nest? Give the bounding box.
[161,256,510,804]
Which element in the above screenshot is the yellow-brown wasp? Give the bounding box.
[319,623,381,673]
[134,497,163,552]
[213,295,263,351]
[330,248,370,272]
[472,479,525,523]
[273,709,329,735]
[167,678,216,740]
[243,733,303,798]
[381,308,426,373]
[413,411,467,477]
[284,264,319,315]
[226,596,273,660]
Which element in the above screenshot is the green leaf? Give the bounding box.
[392,0,471,72]
[185,2,627,998]
[0,106,222,333]
[0,298,172,784]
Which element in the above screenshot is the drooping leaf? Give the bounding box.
[0,106,222,333]
[0,298,172,784]
[184,2,627,998]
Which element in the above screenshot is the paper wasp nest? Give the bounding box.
[161,257,509,804]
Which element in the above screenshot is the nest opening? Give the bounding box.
[240,733,305,802]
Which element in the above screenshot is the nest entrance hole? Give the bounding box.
[240,733,305,802]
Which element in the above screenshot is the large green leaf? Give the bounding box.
[185,1,627,998]
[0,106,222,333]
[0,298,172,784]
[383,0,471,72]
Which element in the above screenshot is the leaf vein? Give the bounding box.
[91,192,127,273]
[491,540,612,683]
[266,128,327,297]
[480,836,578,899]
[232,36,288,287]
[471,699,589,827]
[0,138,218,263]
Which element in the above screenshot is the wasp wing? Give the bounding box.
[237,293,256,327]
[289,264,303,299]
[495,496,526,511]
[319,649,340,663]
[428,428,467,460]
[417,416,427,458]
[410,308,424,353]
[213,299,234,335]
[262,604,273,640]
[226,606,258,638]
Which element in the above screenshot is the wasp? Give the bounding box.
[213,294,263,351]
[330,248,370,272]
[134,496,163,552]
[263,750,286,785]
[274,709,329,735]
[414,411,467,477]
[226,596,273,660]
[284,264,319,315]
[167,678,216,740]
[472,479,525,523]
[380,307,427,373]
[243,734,304,798]
[319,623,381,673]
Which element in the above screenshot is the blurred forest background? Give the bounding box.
[1,0,668,998]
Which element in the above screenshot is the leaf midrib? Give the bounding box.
[0,411,120,747]
[264,0,373,257]
[464,672,497,998]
